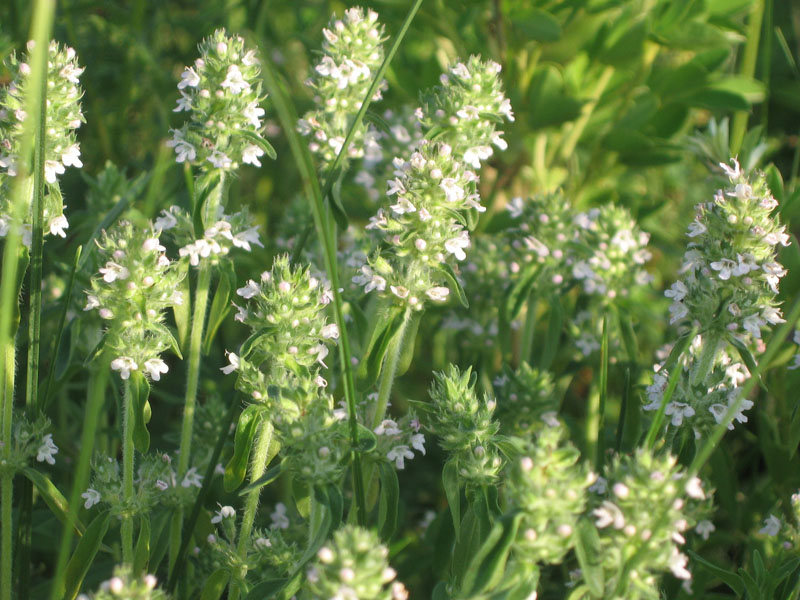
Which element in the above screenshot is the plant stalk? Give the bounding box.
[121,377,135,565]
[731,0,765,156]
[229,419,273,600]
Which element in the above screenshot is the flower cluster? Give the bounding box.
[426,365,503,486]
[492,363,558,436]
[571,204,653,300]
[506,425,590,565]
[419,55,513,167]
[585,450,709,598]
[0,412,58,473]
[355,57,513,311]
[0,40,84,244]
[84,221,184,382]
[304,525,408,600]
[76,566,165,600]
[373,412,426,470]
[666,159,788,340]
[155,204,263,267]
[645,160,789,433]
[354,142,481,309]
[298,7,386,169]
[168,29,268,171]
[81,452,203,514]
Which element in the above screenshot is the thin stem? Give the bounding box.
[229,419,273,600]
[731,0,765,156]
[0,4,54,598]
[122,377,135,565]
[50,361,109,600]
[171,173,226,572]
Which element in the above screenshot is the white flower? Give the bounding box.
[155,209,178,231]
[686,220,706,238]
[178,67,201,89]
[174,93,191,112]
[232,303,247,323]
[759,514,781,536]
[440,178,465,203]
[668,301,689,324]
[761,306,785,325]
[61,144,83,168]
[664,280,688,302]
[221,352,239,375]
[695,520,715,540]
[82,488,101,509]
[593,501,625,529]
[444,230,470,261]
[710,258,735,280]
[308,344,329,367]
[463,145,492,168]
[668,548,691,580]
[426,287,450,302]
[143,237,166,252]
[410,433,426,455]
[236,279,260,299]
[353,265,386,293]
[49,215,69,238]
[387,445,414,469]
[181,467,203,488]
[242,144,265,167]
[390,197,416,215]
[685,476,705,499]
[743,314,766,338]
[44,160,65,183]
[111,356,138,380]
[221,64,249,94]
[231,227,263,252]
[719,158,741,179]
[84,295,100,311]
[166,130,196,163]
[271,503,290,529]
[211,505,236,524]
[374,420,402,436]
[244,102,265,128]
[99,261,130,283]
[208,151,232,169]
[664,402,695,427]
[144,358,169,381]
[36,434,58,465]
[321,324,339,339]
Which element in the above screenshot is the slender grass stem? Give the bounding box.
[0,4,54,598]
[595,313,609,471]
[121,378,135,565]
[229,419,273,600]
[50,361,109,600]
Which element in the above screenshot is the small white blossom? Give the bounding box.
[759,515,781,536]
[36,434,59,465]
[211,505,236,524]
[182,467,203,488]
[221,352,239,375]
[271,503,290,529]
[387,445,414,469]
[82,488,101,509]
[111,356,138,380]
[144,358,169,381]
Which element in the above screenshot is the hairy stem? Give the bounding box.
[122,378,135,565]
[229,419,274,600]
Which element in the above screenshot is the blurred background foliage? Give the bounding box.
[1,0,800,596]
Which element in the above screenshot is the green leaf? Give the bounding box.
[461,512,523,597]
[54,318,78,382]
[688,550,744,596]
[225,404,264,492]
[574,519,604,598]
[63,511,111,600]
[173,260,191,353]
[378,461,399,540]
[395,310,421,377]
[323,483,344,532]
[504,263,541,323]
[245,579,289,600]
[203,259,236,355]
[328,169,349,231]
[355,423,378,453]
[130,371,151,453]
[357,306,403,389]
[436,262,469,308]
[538,294,563,371]
[200,568,230,600]
[133,514,151,575]
[684,88,751,111]
[21,468,83,537]
[432,581,450,600]
[239,128,277,160]
[738,568,761,600]
[729,335,766,391]
[442,461,461,540]
[514,10,561,42]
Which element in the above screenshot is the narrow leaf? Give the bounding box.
[378,461,400,540]
[225,405,264,492]
[63,511,110,600]
[21,468,83,537]
[442,461,461,540]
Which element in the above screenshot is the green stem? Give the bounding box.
[50,361,109,600]
[595,313,609,471]
[229,420,274,600]
[170,173,226,572]
[1,345,14,600]
[731,0,765,156]
[122,378,135,565]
